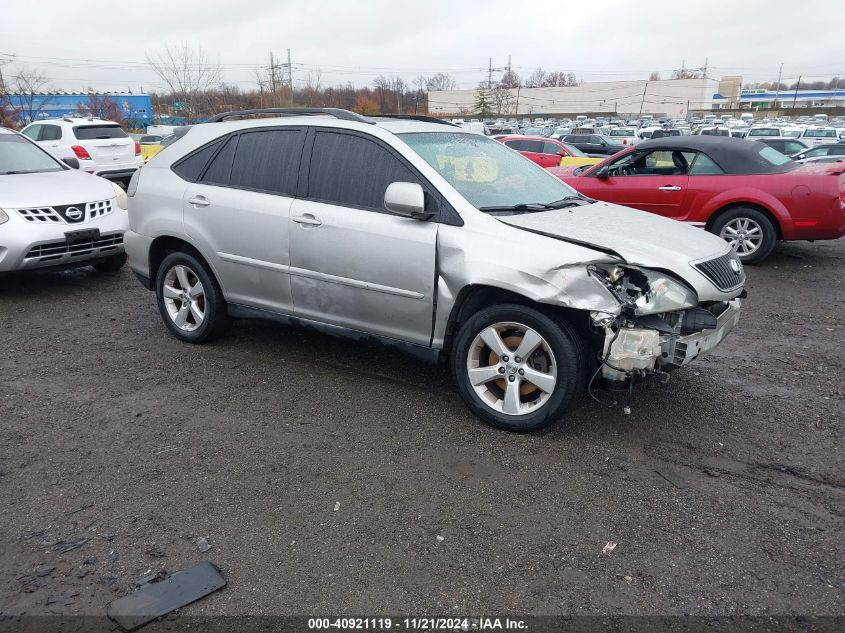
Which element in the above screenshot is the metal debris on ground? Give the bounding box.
[107,561,226,631]
[195,536,211,553]
[602,541,617,554]
[333,501,340,512]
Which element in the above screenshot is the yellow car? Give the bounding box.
[139,135,165,162]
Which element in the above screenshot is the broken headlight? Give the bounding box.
[589,265,697,316]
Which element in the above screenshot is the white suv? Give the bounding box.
[126,108,744,432]
[21,117,143,184]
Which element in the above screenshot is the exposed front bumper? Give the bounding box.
[660,299,742,368]
[602,299,741,381]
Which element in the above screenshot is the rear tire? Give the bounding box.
[710,207,777,264]
[155,251,230,343]
[92,252,126,273]
[451,304,585,432]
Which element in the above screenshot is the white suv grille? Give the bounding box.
[16,199,114,224]
[17,207,63,223]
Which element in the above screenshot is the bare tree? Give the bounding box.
[491,85,516,115]
[146,44,221,120]
[649,71,662,81]
[525,68,547,88]
[499,68,521,89]
[424,73,457,92]
[541,72,579,88]
[11,66,53,124]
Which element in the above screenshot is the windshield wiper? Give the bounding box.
[479,202,558,213]
[2,169,51,175]
[479,195,594,214]
[546,195,595,208]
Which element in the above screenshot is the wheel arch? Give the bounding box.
[148,235,218,287]
[440,283,598,358]
[705,202,784,240]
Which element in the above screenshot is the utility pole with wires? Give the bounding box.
[773,62,784,110]
[0,54,15,94]
[792,75,802,110]
[286,49,293,106]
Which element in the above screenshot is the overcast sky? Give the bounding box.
[1,0,842,93]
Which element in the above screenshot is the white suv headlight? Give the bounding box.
[0,209,8,225]
[111,182,129,210]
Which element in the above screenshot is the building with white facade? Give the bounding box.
[429,78,720,118]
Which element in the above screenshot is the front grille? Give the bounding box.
[25,232,124,263]
[17,208,63,223]
[15,198,114,224]
[693,251,745,291]
[87,199,113,220]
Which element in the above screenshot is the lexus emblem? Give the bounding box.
[730,259,741,273]
[65,206,83,221]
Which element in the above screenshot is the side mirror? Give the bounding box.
[595,165,610,179]
[600,140,608,147]
[384,182,429,220]
[62,157,80,169]
[557,150,566,156]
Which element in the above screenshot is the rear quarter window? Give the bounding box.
[172,138,225,181]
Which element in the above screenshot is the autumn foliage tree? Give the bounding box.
[353,94,380,115]
[76,91,122,122]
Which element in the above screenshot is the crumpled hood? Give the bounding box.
[0,170,115,208]
[499,201,738,299]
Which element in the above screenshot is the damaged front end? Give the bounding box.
[587,264,741,383]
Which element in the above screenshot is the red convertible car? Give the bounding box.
[548,136,845,263]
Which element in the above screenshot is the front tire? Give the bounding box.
[451,304,585,432]
[155,252,230,343]
[711,207,777,264]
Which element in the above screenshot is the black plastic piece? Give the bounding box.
[206,107,372,124]
[107,561,226,631]
[681,307,718,334]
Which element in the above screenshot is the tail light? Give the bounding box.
[134,141,141,156]
[71,145,91,160]
[622,139,628,145]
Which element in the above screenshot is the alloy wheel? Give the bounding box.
[466,321,557,416]
[720,217,763,256]
[162,264,206,332]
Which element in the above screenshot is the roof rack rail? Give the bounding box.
[373,114,458,127]
[205,107,373,124]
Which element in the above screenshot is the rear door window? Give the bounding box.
[228,128,304,195]
[503,140,524,151]
[307,131,424,211]
[73,125,128,140]
[542,142,562,155]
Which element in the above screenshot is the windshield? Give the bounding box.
[804,129,836,138]
[398,132,578,210]
[701,128,730,136]
[747,128,779,137]
[0,134,64,175]
[608,129,635,137]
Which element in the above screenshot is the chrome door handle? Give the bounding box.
[658,185,682,191]
[188,196,210,207]
[292,214,322,227]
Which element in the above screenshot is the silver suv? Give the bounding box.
[126,108,744,432]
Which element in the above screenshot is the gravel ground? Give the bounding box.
[0,238,843,626]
